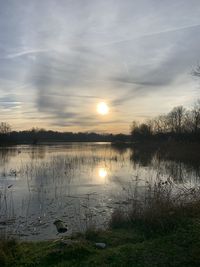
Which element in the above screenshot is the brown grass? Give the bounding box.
[109,179,200,234]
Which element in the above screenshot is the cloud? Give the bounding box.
[2,49,50,59]
[0,0,200,132]
[0,94,21,109]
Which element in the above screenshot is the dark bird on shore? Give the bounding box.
[53,219,68,234]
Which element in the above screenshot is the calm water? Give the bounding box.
[0,143,199,240]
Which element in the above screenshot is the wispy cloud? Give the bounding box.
[0,0,200,132]
[2,49,50,59]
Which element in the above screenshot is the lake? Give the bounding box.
[0,142,199,240]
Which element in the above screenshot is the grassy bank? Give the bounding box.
[1,182,200,266]
[1,219,200,267]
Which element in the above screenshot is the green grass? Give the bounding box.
[1,218,200,267]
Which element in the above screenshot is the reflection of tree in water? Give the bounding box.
[156,148,200,184]
[111,144,128,155]
[0,147,17,167]
[130,146,200,184]
[164,161,200,184]
[130,147,156,166]
[29,146,47,160]
[159,161,185,183]
[154,159,200,184]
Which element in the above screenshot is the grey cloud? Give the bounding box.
[51,118,124,128]
[0,94,21,109]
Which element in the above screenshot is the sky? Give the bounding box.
[0,0,200,133]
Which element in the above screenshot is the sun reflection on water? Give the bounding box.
[98,167,108,178]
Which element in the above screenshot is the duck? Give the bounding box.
[53,219,68,234]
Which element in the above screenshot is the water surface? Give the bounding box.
[0,143,199,240]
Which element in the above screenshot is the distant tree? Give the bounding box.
[130,96,200,141]
[0,122,11,134]
[139,123,152,137]
[130,121,138,135]
[184,110,194,133]
[152,115,168,134]
[191,100,200,133]
[167,106,185,134]
[131,121,152,140]
[191,66,200,133]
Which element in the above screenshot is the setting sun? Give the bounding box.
[97,102,109,115]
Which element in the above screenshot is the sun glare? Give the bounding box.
[97,102,109,115]
[98,167,108,178]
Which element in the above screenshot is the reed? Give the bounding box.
[110,178,200,234]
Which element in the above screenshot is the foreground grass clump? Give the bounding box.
[0,239,22,266]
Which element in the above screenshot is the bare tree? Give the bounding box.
[130,99,200,140]
[191,100,200,133]
[0,122,11,134]
[183,111,193,133]
[152,115,168,134]
[130,121,138,136]
[167,106,185,134]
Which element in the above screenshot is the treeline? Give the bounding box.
[131,100,200,142]
[0,125,130,144]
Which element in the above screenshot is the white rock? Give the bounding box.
[95,242,106,249]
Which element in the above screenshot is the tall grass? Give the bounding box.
[110,178,200,233]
